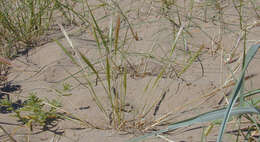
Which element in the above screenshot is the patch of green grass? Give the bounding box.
[0,0,54,57]
[0,0,80,58]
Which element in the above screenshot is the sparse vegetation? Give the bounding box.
[0,0,259,142]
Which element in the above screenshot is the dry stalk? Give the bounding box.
[0,125,17,142]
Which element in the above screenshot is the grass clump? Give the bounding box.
[0,0,79,58]
[0,0,57,58]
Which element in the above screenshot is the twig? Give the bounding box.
[0,125,17,142]
[157,134,175,142]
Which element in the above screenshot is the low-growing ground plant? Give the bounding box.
[0,93,64,131]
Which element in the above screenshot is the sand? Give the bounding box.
[1,1,260,141]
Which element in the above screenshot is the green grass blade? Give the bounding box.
[243,89,260,98]
[56,40,79,66]
[109,17,113,50]
[54,0,90,25]
[177,45,204,77]
[105,56,113,108]
[217,44,260,142]
[79,51,99,79]
[152,68,165,89]
[85,1,109,53]
[86,79,108,117]
[91,24,102,56]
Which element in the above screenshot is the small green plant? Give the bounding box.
[62,82,72,91]
[2,93,64,131]
[0,98,13,112]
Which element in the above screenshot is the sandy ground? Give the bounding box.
[1,1,260,142]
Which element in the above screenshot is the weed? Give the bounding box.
[1,93,63,131]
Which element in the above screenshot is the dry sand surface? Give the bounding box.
[1,1,260,142]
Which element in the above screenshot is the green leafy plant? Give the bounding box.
[10,93,63,131]
[0,98,14,112]
[62,82,72,91]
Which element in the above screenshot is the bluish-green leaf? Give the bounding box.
[217,44,260,142]
[127,106,259,142]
